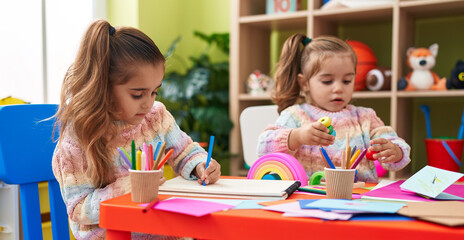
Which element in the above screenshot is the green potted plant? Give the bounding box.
[159,31,233,174]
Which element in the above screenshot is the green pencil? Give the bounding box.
[121,147,131,161]
[131,140,136,170]
[298,186,326,195]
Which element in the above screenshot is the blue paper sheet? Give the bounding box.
[302,199,405,214]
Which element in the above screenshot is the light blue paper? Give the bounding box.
[400,165,464,198]
[303,199,405,214]
[234,200,273,209]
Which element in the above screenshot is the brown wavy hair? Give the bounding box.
[55,19,165,187]
[272,34,357,113]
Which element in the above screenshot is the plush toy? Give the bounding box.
[365,67,391,91]
[246,70,273,95]
[398,43,446,91]
[446,59,464,89]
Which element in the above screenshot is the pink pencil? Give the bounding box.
[143,143,149,171]
[350,148,368,169]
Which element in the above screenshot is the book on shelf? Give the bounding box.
[159,176,301,200]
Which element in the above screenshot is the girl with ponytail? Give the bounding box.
[53,19,220,239]
[258,34,410,183]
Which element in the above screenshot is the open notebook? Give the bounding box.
[159,177,301,200]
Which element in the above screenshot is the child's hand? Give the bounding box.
[195,159,221,185]
[159,176,166,186]
[289,122,335,149]
[369,138,403,163]
[157,164,166,185]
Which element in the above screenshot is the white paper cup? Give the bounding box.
[324,167,356,199]
[129,169,163,203]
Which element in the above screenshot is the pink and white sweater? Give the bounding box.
[257,104,411,183]
[52,101,207,239]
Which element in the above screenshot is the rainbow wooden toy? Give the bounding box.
[247,153,308,186]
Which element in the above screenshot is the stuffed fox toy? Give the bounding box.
[399,43,446,91]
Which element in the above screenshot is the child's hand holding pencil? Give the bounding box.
[196,136,221,185]
[195,158,221,185]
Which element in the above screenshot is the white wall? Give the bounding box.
[0,0,105,104]
[0,0,44,104]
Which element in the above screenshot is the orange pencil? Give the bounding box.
[349,149,361,168]
[156,149,174,170]
[142,198,159,213]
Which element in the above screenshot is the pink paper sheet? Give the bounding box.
[141,198,234,217]
[362,180,464,202]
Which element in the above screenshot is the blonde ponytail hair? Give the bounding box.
[272,34,357,113]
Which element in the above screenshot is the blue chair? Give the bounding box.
[0,104,70,240]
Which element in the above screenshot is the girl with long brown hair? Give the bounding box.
[52,19,220,239]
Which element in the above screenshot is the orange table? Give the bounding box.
[100,192,464,240]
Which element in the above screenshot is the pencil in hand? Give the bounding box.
[203,136,215,186]
[142,198,159,213]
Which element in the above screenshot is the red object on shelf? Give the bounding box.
[347,40,377,91]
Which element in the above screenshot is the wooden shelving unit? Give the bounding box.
[229,0,464,176]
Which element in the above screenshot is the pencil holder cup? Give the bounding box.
[324,167,355,199]
[129,169,163,203]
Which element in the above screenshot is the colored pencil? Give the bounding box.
[156,149,174,170]
[345,133,351,169]
[350,148,368,169]
[131,140,136,170]
[153,142,166,170]
[141,151,146,171]
[203,136,215,186]
[148,144,153,170]
[319,147,330,168]
[143,143,148,170]
[136,150,142,171]
[349,149,361,168]
[153,141,162,161]
[142,198,159,213]
[351,146,357,157]
[320,146,335,169]
[117,147,132,168]
[120,147,131,161]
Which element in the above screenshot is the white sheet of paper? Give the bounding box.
[166,197,244,206]
[400,166,464,198]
